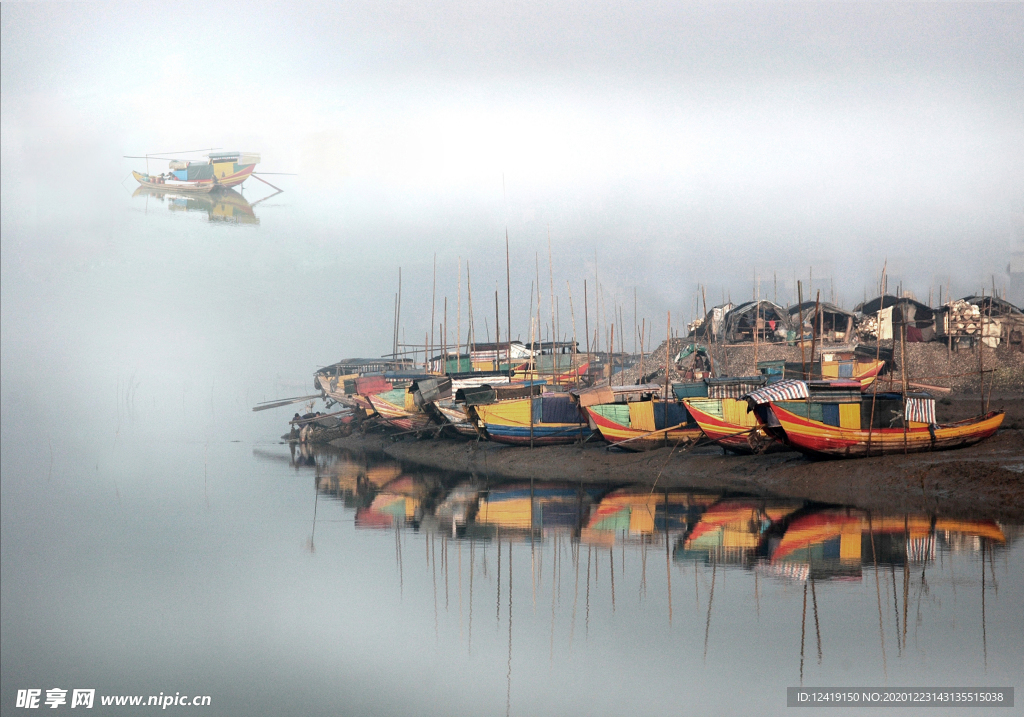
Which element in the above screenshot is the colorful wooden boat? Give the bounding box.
[683,398,768,453]
[584,401,702,450]
[132,170,215,193]
[672,376,777,453]
[744,380,1004,458]
[204,151,260,188]
[770,402,1003,457]
[758,355,886,389]
[433,401,477,437]
[575,384,703,451]
[132,151,260,192]
[468,393,592,445]
[366,388,433,432]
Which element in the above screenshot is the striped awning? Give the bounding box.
[905,397,936,424]
[742,379,809,405]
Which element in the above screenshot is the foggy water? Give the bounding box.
[2,428,1020,715]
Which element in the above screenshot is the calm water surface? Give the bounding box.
[2,184,1022,716]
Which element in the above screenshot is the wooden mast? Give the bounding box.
[430,255,437,373]
[797,281,806,377]
[466,261,475,364]
[567,280,584,442]
[549,230,556,384]
[867,262,886,457]
[506,232,512,377]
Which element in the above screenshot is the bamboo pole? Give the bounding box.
[979,288,985,414]
[811,291,821,376]
[665,312,671,430]
[584,280,590,360]
[467,261,475,362]
[754,276,760,370]
[901,320,909,455]
[529,289,535,450]
[797,281,806,377]
[868,262,887,457]
[536,252,542,381]
[609,324,615,383]
[392,292,399,367]
[595,250,599,359]
[549,231,556,381]
[639,318,646,380]
[431,255,437,372]
[567,280,584,442]
[506,232,512,373]
[396,268,402,361]
[457,258,461,370]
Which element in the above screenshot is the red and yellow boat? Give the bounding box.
[133,151,260,192]
[574,384,700,451]
[742,380,1004,458]
[366,388,433,432]
[770,402,1003,458]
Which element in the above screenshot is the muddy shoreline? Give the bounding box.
[330,394,1024,522]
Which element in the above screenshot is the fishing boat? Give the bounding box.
[743,379,1004,458]
[468,390,592,445]
[132,151,261,192]
[132,169,215,193]
[420,372,515,438]
[574,384,701,451]
[756,352,887,389]
[678,377,780,454]
[366,384,435,433]
[433,401,477,437]
[314,359,415,410]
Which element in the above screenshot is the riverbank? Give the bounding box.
[331,393,1024,521]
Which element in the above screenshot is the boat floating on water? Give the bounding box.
[132,151,261,192]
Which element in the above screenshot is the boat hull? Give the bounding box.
[769,404,1004,458]
[585,407,701,451]
[367,394,432,432]
[433,403,478,437]
[211,163,256,188]
[683,398,780,454]
[132,170,215,193]
[470,398,591,445]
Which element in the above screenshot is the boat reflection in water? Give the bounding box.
[132,185,259,225]
[277,445,1020,709]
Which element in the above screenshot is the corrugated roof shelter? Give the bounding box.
[786,301,856,344]
[720,301,792,344]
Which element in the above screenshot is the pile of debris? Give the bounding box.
[857,314,879,341]
[945,300,984,335]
